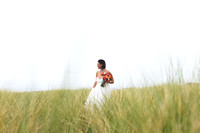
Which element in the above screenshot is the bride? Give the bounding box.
[85,59,114,110]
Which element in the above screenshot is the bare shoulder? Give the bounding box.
[96,71,100,76]
[96,70,101,74]
[105,69,111,74]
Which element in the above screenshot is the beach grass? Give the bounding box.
[0,83,200,133]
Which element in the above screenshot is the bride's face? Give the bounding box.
[97,62,102,69]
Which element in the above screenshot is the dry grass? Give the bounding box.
[0,83,200,133]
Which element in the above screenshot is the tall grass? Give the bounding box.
[0,83,200,133]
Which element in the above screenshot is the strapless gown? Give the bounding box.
[85,77,111,109]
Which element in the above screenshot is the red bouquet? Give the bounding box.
[101,72,112,87]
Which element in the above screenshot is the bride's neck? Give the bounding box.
[100,68,105,72]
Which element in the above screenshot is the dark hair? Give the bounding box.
[98,59,106,69]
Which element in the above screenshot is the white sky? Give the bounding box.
[0,0,200,91]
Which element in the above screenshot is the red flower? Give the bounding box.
[101,72,112,87]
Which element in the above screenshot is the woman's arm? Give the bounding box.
[93,81,97,88]
[93,72,98,88]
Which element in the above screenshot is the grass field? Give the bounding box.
[0,82,200,133]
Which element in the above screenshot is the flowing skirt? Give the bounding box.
[85,83,111,110]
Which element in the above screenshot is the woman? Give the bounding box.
[85,59,114,109]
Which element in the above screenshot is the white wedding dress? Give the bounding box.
[85,77,111,110]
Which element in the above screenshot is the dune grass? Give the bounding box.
[0,83,200,133]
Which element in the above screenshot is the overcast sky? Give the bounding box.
[0,0,200,91]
